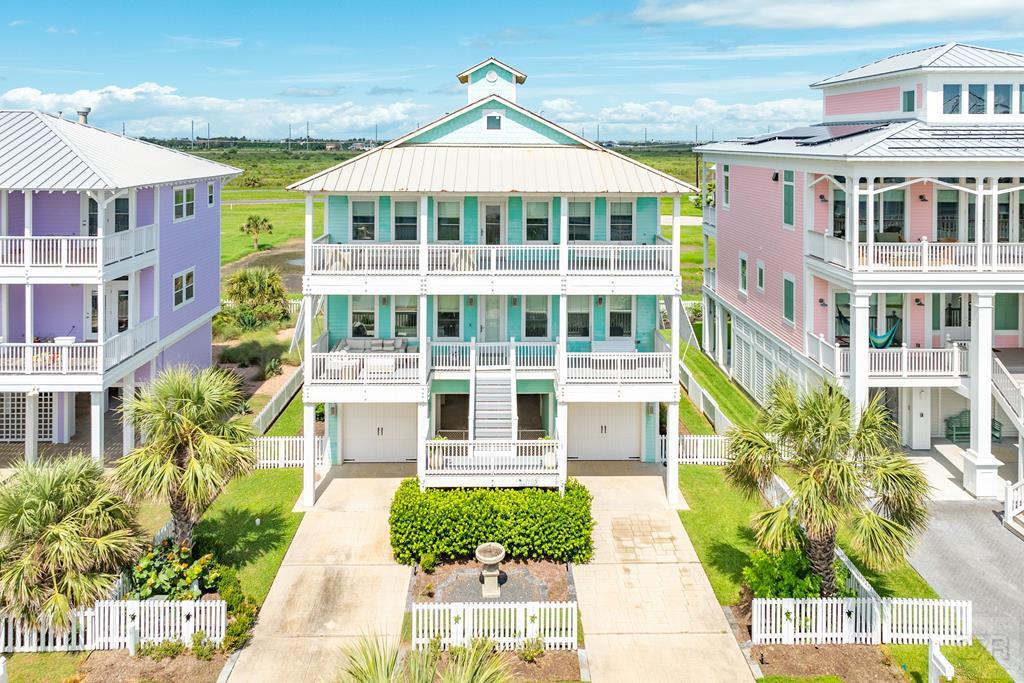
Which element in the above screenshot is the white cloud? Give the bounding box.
[540,98,589,123]
[46,26,77,35]
[165,35,242,49]
[8,20,27,27]
[634,0,1024,29]
[0,82,426,139]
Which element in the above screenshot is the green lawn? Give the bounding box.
[620,148,698,185]
[3,652,85,683]
[265,393,304,437]
[194,468,304,603]
[221,200,322,265]
[682,344,759,428]
[758,677,842,683]
[194,148,353,189]
[678,396,714,435]
[677,465,762,605]
[885,641,1012,683]
[223,188,302,201]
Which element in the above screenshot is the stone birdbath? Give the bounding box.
[475,542,506,599]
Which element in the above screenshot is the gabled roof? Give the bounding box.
[456,58,527,84]
[289,95,695,194]
[0,110,241,191]
[811,42,1024,88]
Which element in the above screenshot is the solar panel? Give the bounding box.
[743,123,891,146]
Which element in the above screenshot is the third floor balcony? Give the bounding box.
[0,224,158,282]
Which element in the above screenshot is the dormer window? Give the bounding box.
[995,84,1012,114]
[968,84,986,114]
[902,90,915,113]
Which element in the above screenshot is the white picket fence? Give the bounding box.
[0,599,227,653]
[250,365,304,435]
[411,601,577,651]
[658,434,730,465]
[751,597,972,646]
[251,435,327,469]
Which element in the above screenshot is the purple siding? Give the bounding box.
[136,187,155,226]
[32,192,80,237]
[134,363,151,384]
[6,191,24,236]
[157,182,221,338]
[159,320,212,369]
[5,284,83,341]
[139,265,155,320]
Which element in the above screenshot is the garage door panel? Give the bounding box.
[342,403,417,462]
[568,403,641,460]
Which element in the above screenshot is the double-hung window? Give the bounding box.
[968,84,986,114]
[172,268,195,309]
[394,295,418,337]
[525,201,549,241]
[568,201,591,241]
[173,186,195,221]
[207,182,215,207]
[524,296,549,339]
[394,200,418,241]
[351,295,376,337]
[436,295,461,339]
[782,170,795,227]
[113,197,129,233]
[902,90,915,113]
[756,261,765,292]
[995,84,1012,115]
[738,253,748,294]
[943,84,961,114]
[437,201,461,241]
[608,295,633,338]
[567,296,590,338]
[351,200,376,241]
[609,201,634,241]
[722,164,730,207]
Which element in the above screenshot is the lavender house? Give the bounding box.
[0,109,239,462]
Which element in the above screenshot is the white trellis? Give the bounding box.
[0,391,53,442]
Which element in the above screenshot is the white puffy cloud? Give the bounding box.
[634,0,1024,29]
[0,83,426,139]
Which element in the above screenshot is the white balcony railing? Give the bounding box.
[563,351,673,383]
[430,341,557,371]
[0,224,158,271]
[0,317,159,377]
[424,440,560,477]
[703,205,716,227]
[310,244,420,274]
[428,245,560,274]
[103,317,160,370]
[704,267,717,291]
[567,245,673,274]
[308,352,420,384]
[806,332,967,379]
[807,231,1024,273]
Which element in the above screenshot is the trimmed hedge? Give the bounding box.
[388,478,594,564]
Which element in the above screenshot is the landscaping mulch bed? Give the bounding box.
[498,650,580,682]
[79,649,227,683]
[753,644,904,682]
[413,559,571,603]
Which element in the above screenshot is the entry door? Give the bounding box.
[85,282,130,340]
[942,293,969,342]
[480,296,504,342]
[568,403,641,460]
[341,403,417,462]
[482,202,503,245]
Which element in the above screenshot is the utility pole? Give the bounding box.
[306,121,309,150]
[596,124,600,143]
[190,120,194,149]
[644,127,647,144]
[288,124,292,151]
[375,124,378,143]
[122,122,125,136]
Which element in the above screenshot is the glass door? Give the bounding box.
[480,296,503,342]
[483,203,502,245]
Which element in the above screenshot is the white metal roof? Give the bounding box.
[0,110,241,191]
[811,43,1024,88]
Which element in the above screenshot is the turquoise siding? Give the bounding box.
[470,64,515,86]
[431,379,470,394]
[464,197,478,245]
[328,196,348,243]
[507,296,523,340]
[594,198,607,241]
[516,379,554,394]
[378,295,392,338]
[507,197,523,244]
[378,196,391,242]
[637,295,656,351]
[408,100,577,146]
[642,403,657,463]
[637,197,658,244]
[327,410,339,465]
[327,295,349,347]
[428,197,435,241]
[551,197,561,242]
[464,296,478,341]
[593,295,607,341]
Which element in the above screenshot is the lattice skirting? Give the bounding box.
[0,392,55,441]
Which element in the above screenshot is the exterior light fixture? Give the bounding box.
[818,194,827,203]
[468,296,475,305]
[771,172,780,182]
[381,296,389,305]
[914,298,924,306]
[919,194,928,202]
[597,296,604,306]
[817,298,827,307]
[511,296,519,306]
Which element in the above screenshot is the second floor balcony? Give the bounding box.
[0,224,158,280]
[807,230,1024,273]
[805,331,968,383]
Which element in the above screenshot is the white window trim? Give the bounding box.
[782,170,795,230]
[207,181,216,207]
[435,295,464,341]
[994,83,1013,115]
[782,272,796,326]
[350,294,378,338]
[521,295,551,340]
[172,184,196,223]
[483,108,504,131]
[567,197,595,243]
[392,197,419,242]
[607,196,637,243]
[391,295,419,339]
[349,197,378,242]
[524,197,554,244]
[756,259,765,292]
[605,294,635,340]
[566,295,592,341]
[172,267,196,310]
[434,198,464,243]
[902,89,915,113]
[721,164,730,209]
[478,197,507,245]
[738,252,748,295]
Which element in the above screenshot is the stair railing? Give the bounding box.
[468,337,477,440]
[509,337,519,439]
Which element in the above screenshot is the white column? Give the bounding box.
[670,294,680,383]
[0,284,7,343]
[558,197,569,275]
[990,177,999,267]
[666,401,680,505]
[23,191,32,268]
[24,391,38,464]
[419,195,428,276]
[849,178,859,269]
[865,179,875,269]
[848,292,871,421]
[1018,438,1023,484]
[302,403,316,507]
[874,293,885,335]
[418,294,428,384]
[129,188,138,230]
[909,387,931,450]
[975,177,985,266]
[558,293,568,379]
[714,301,726,366]
[303,294,313,361]
[128,270,138,329]
[701,294,711,352]
[24,283,33,346]
[122,376,135,455]
[965,292,1000,497]
[416,400,428,489]
[556,401,568,493]
[90,390,104,463]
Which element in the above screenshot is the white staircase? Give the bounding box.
[474,370,516,439]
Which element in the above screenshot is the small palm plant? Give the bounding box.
[337,636,511,683]
[725,378,930,597]
[115,366,255,545]
[0,456,142,629]
[240,214,273,251]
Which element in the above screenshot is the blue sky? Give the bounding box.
[2,1,1023,141]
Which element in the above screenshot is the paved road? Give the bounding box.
[570,462,753,682]
[909,501,1024,681]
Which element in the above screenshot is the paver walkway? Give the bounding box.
[229,464,413,682]
[569,462,753,682]
[909,500,1024,682]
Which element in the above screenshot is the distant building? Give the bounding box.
[325,143,341,151]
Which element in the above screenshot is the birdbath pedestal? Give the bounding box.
[475,542,506,599]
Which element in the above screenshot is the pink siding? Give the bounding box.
[812,276,829,336]
[995,334,1019,349]
[813,176,830,233]
[715,164,805,351]
[824,86,900,116]
[916,83,924,109]
[907,181,933,241]
[908,293,926,348]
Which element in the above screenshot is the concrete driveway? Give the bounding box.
[229,464,413,683]
[569,462,753,682]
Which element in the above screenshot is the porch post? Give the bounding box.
[848,292,871,422]
[965,293,1000,497]
[671,195,681,276]
[666,401,680,505]
[558,196,568,275]
[122,375,135,455]
[24,390,38,464]
[24,282,33,348]
[23,191,32,269]
[304,193,314,270]
[419,195,428,276]
[556,400,568,493]
[701,294,711,352]
[670,294,680,384]
[975,177,984,267]
[419,294,428,384]
[989,177,999,268]
[865,179,874,270]
[302,402,316,507]
[90,390,104,463]
[416,400,428,490]
[848,178,859,269]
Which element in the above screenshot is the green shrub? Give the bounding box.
[743,548,855,599]
[389,479,593,564]
[419,552,437,574]
[191,631,216,661]
[261,357,282,380]
[210,563,260,652]
[516,636,543,663]
[129,539,219,600]
[138,638,186,661]
[224,267,289,324]
[315,403,325,421]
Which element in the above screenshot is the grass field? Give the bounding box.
[221,200,321,265]
[195,148,354,189]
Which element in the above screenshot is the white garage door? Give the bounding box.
[568,403,642,460]
[341,403,417,462]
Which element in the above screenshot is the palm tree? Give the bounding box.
[725,378,930,597]
[240,214,273,252]
[0,456,142,629]
[115,366,255,545]
[223,266,289,324]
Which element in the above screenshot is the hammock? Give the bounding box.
[869,321,900,349]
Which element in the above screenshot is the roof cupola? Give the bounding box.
[456,58,527,103]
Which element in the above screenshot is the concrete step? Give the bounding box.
[1006,515,1024,543]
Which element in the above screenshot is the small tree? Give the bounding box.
[0,456,142,628]
[240,214,273,252]
[725,378,930,597]
[116,366,255,545]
